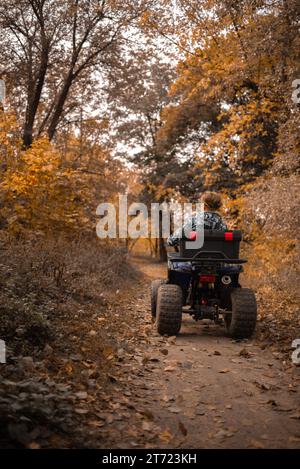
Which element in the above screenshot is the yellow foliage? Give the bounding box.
[0,112,124,238]
[0,110,21,165]
[198,98,275,174]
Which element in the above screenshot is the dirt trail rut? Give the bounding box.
[99,256,300,449]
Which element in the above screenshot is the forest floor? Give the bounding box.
[1,255,300,449]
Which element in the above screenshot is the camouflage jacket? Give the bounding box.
[167,211,228,247]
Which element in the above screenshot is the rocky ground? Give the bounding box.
[0,255,300,448]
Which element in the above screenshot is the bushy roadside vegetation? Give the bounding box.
[0,236,137,448]
[0,109,138,447]
[0,237,135,355]
[228,166,300,348]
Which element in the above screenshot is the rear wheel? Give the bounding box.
[156,284,182,336]
[151,279,166,319]
[225,288,257,339]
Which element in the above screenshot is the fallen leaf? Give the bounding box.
[215,429,234,439]
[102,346,114,358]
[207,405,217,410]
[107,373,117,382]
[142,420,152,431]
[289,436,300,443]
[178,420,188,436]
[290,412,300,420]
[239,348,252,358]
[167,336,177,344]
[254,380,270,391]
[64,363,73,374]
[159,429,173,443]
[141,410,154,420]
[169,406,181,414]
[249,440,265,449]
[149,357,160,362]
[74,408,89,415]
[75,391,88,400]
[266,399,277,407]
[164,366,176,372]
[88,420,105,428]
[105,414,114,424]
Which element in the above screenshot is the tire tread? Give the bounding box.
[156,284,182,336]
[226,288,257,338]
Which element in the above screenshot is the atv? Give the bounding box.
[151,229,257,338]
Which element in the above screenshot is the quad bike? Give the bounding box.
[151,230,257,338]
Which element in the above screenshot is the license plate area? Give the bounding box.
[192,261,219,275]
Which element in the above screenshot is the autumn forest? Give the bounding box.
[0,0,299,452]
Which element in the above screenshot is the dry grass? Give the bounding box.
[0,236,136,356]
[0,236,139,448]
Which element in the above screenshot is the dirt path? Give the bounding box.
[95,256,300,449]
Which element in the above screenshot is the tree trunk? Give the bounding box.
[156,210,167,262]
[157,236,167,262]
[22,42,50,148]
[47,73,73,141]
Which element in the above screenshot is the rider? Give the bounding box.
[166,191,228,299]
[167,191,227,249]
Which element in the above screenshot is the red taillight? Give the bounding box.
[225,232,233,241]
[189,231,197,241]
[199,274,216,283]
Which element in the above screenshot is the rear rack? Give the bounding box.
[168,250,247,265]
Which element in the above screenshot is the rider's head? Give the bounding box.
[201,192,223,211]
